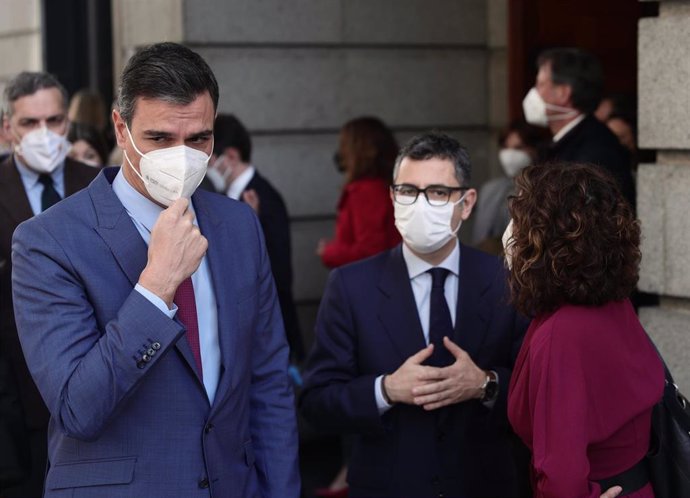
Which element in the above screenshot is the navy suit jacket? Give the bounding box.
[11,168,300,498]
[300,244,530,498]
[245,171,303,360]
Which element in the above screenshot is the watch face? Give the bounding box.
[483,380,498,401]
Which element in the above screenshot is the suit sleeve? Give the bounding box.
[321,182,396,268]
[11,219,185,441]
[246,213,301,498]
[528,321,601,498]
[299,269,384,433]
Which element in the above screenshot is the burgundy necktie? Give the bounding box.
[174,277,203,375]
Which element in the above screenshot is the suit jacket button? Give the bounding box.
[198,478,209,488]
[152,342,161,350]
[204,423,214,434]
[147,348,155,356]
[136,361,145,369]
[142,354,151,362]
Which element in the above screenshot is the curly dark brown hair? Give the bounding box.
[506,162,640,316]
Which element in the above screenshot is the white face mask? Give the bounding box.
[522,87,578,127]
[124,126,211,206]
[394,192,468,254]
[15,127,70,173]
[205,158,232,193]
[502,219,515,269]
[499,148,532,178]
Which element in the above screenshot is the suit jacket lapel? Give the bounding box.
[0,155,34,225]
[454,245,491,359]
[193,192,234,407]
[377,246,427,361]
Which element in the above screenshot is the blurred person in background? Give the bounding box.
[523,48,635,209]
[0,110,11,160]
[0,71,98,498]
[67,122,109,167]
[471,121,547,254]
[505,162,664,498]
[68,89,108,134]
[210,114,304,362]
[317,116,401,268]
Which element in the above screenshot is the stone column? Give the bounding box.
[638,0,690,388]
[0,0,43,98]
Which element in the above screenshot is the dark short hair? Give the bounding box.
[214,114,251,162]
[68,122,109,165]
[339,116,398,184]
[537,48,603,114]
[117,42,219,126]
[507,162,640,316]
[4,71,68,117]
[394,131,471,185]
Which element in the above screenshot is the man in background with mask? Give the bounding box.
[206,114,303,362]
[522,47,635,208]
[11,43,299,497]
[300,132,530,498]
[0,71,98,498]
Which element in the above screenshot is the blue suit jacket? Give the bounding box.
[11,168,300,498]
[300,244,531,498]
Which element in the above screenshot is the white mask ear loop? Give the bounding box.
[450,190,469,235]
[125,125,146,158]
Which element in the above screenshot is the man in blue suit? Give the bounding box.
[300,132,530,497]
[11,42,299,498]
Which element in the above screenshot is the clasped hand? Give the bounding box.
[384,337,486,410]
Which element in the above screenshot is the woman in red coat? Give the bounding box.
[504,162,664,498]
[317,116,401,269]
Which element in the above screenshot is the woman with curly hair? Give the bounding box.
[504,162,664,498]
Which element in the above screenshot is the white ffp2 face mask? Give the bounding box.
[15,127,70,173]
[394,192,468,254]
[522,87,578,127]
[124,126,211,206]
[499,148,532,178]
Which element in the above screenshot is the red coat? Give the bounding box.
[508,300,664,498]
[321,177,400,268]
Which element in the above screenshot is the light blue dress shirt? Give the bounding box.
[15,157,66,215]
[112,169,220,404]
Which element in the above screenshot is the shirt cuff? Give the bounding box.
[374,375,394,415]
[481,370,499,409]
[135,284,178,319]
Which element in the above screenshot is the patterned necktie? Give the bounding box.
[38,174,62,211]
[174,277,203,376]
[427,268,454,367]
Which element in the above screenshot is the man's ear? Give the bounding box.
[224,147,241,163]
[112,109,127,148]
[555,84,573,107]
[460,189,478,220]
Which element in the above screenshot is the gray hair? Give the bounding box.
[3,71,68,117]
[393,132,472,186]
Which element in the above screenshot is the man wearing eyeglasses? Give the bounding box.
[300,132,530,498]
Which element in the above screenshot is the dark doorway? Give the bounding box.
[41,0,113,105]
[507,0,659,122]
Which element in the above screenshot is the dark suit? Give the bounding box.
[300,244,530,497]
[544,115,636,208]
[0,155,98,496]
[245,170,303,361]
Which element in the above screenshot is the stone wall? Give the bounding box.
[638,0,690,389]
[0,0,43,104]
[111,0,504,350]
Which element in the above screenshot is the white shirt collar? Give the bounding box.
[227,165,255,200]
[552,113,585,142]
[402,240,460,280]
